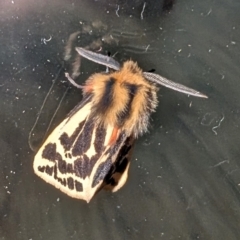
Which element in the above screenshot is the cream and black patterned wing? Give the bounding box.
[34,97,93,201]
[33,97,130,202]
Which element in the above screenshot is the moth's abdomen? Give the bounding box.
[84,61,158,138]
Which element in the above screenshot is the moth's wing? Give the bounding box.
[102,136,135,192]
[33,97,94,202]
[34,97,129,202]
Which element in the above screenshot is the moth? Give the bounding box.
[34,48,207,203]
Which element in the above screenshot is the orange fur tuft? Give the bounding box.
[108,127,119,145]
[84,61,158,138]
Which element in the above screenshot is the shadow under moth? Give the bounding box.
[33,47,207,203]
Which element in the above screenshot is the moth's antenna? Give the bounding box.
[144,72,208,98]
[75,47,121,70]
[75,48,207,98]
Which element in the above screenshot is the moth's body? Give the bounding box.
[33,47,207,203]
[84,61,158,139]
[34,61,155,202]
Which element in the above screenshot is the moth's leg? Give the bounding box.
[65,72,84,89]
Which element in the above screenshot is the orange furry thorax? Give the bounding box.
[83,61,158,137]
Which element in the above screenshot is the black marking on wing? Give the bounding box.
[105,131,127,156]
[73,123,107,178]
[38,166,45,173]
[72,118,95,156]
[73,151,105,180]
[91,158,112,188]
[75,180,83,192]
[94,124,107,154]
[58,157,68,174]
[39,143,85,191]
[104,137,133,187]
[53,164,67,186]
[60,111,107,158]
[45,165,54,176]
[117,83,139,126]
[74,155,90,179]
[65,153,72,159]
[114,145,132,173]
[105,158,129,187]
[59,120,86,152]
[67,163,74,173]
[67,177,74,190]
[42,143,61,162]
[91,131,128,188]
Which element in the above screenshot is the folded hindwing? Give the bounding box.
[102,136,135,193]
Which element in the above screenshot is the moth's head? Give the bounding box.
[83,60,158,137]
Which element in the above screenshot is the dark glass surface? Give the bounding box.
[1,0,240,239]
